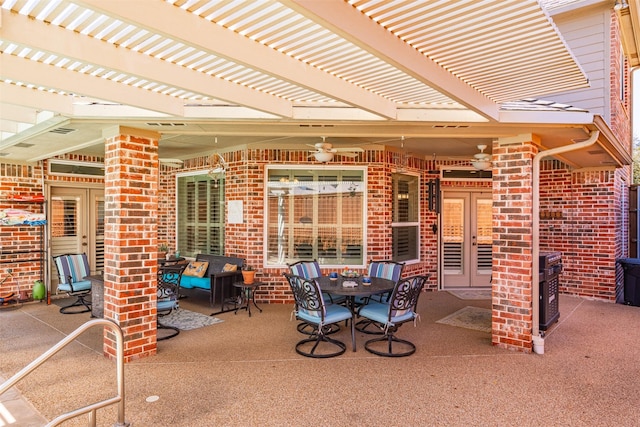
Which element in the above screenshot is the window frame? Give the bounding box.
[263,165,367,269]
[175,169,225,258]
[391,171,420,264]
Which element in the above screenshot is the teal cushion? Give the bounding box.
[57,280,91,293]
[359,301,415,325]
[180,276,209,290]
[298,303,352,325]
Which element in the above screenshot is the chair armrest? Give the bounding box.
[210,271,242,282]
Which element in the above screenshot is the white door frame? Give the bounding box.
[440,189,492,289]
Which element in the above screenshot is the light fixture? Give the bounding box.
[471,145,492,170]
[313,151,334,162]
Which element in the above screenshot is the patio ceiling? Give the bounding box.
[0,0,622,167]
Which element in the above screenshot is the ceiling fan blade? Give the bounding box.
[333,147,364,152]
[334,152,358,158]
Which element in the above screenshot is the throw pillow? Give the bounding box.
[183,261,209,278]
[222,263,238,272]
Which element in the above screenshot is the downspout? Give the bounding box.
[532,130,600,354]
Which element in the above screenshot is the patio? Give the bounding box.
[2,290,640,426]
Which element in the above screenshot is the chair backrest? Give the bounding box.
[283,273,325,322]
[158,263,187,310]
[387,275,428,321]
[288,259,322,279]
[368,260,404,283]
[53,253,90,285]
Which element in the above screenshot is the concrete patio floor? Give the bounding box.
[1,289,640,426]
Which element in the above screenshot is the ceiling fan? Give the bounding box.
[470,144,492,170]
[208,152,228,175]
[307,137,364,162]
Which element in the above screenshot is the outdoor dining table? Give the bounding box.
[316,276,395,352]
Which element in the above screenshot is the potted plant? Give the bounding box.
[242,265,256,284]
[158,242,169,259]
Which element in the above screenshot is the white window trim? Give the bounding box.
[391,170,421,264]
[264,165,368,269]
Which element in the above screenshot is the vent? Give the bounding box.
[588,149,605,155]
[441,167,492,181]
[14,142,34,148]
[431,124,470,129]
[49,127,77,135]
[146,122,187,127]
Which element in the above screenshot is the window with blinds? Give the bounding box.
[392,173,419,262]
[176,174,224,257]
[266,167,365,267]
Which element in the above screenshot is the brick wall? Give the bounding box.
[610,10,632,152]
[0,162,45,297]
[157,147,440,302]
[539,161,629,301]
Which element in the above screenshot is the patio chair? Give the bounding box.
[288,259,322,279]
[52,253,92,314]
[355,260,405,333]
[283,273,353,358]
[288,259,344,334]
[157,263,187,340]
[357,275,428,357]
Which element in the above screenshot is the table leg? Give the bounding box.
[349,296,356,352]
[251,293,263,313]
[246,288,252,317]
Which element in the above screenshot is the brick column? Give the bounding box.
[102,126,160,362]
[492,135,538,353]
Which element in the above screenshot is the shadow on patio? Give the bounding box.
[2,290,640,426]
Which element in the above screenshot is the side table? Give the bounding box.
[85,274,104,318]
[233,282,264,317]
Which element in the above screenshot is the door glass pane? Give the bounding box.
[476,198,492,272]
[94,197,105,272]
[443,198,464,272]
[51,199,78,238]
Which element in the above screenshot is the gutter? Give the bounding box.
[531,130,600,354]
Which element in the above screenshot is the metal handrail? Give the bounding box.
[0,318,129,427]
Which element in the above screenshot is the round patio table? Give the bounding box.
[316,276,395,352]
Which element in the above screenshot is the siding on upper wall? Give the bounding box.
[548,6,610,120]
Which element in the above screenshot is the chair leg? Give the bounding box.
[354,318,384,335]
[59,294,92,314]
[157,321,180,340]
[363,328,416,357]
[295,331,346,358]
[296,322,340,336]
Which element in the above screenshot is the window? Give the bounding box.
[392,173,419,262]
[176,173,225,257]
[49,159,105,177]
[265,167,365,267]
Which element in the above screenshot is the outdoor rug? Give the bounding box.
[161,309,223,330]
[436,306,491,333]
[448,289,491,300]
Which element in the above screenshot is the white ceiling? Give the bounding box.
[0,0,625,167]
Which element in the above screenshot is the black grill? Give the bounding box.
[539,252,562,331]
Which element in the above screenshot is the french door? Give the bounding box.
[442,191,492,288]
[49,187,104,292]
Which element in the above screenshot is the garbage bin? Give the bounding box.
[617,258,640,306]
